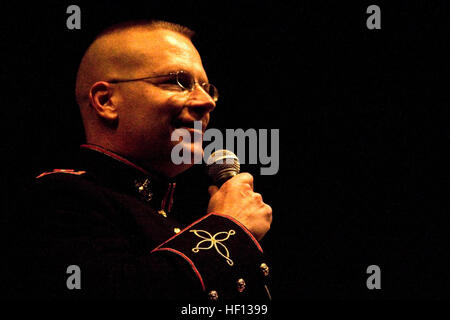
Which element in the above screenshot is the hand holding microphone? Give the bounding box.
[206,150,272,241]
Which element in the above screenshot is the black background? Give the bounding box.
[1,0,449,301]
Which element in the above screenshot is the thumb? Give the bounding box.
[208,185,219,197]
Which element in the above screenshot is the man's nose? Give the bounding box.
[185,85,216,118]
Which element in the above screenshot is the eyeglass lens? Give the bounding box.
[177,72,218,102]
[177,72,195,90]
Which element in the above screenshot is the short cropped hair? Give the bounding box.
[75,19,195,110]
[94,19,195,41]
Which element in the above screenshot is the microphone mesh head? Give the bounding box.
[206,150,240,185]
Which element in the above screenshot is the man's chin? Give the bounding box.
[166,141,204,177]
[176,142,203,163]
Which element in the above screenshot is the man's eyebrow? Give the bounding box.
[148,67,209,83]
[139,71,177,80]
[147,69,180,77]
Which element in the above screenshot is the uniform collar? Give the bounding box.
[79,144,176,214]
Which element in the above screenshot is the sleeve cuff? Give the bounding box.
[151,213,269,300]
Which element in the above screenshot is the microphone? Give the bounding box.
[206,149,240,187]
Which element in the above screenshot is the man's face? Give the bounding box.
[111,29,216,177]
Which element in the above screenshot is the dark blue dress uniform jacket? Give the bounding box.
[7,144,271,300]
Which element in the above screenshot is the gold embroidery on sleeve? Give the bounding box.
[190,229,236,266]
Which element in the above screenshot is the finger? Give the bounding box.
[253,192,263,203]
[208,185,219,197]
[236,172,254,190]
[265,204,273,220]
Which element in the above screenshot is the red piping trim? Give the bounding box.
[161,183,171,212]
[36,169,86,179]
[80,144,150,175]
[151,247,206,291]
[154,212,263,253]
[154,213,213,250]
[168,182,176,213]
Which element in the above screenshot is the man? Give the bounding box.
[8,20,272,300]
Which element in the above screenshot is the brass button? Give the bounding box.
[135,178,153,202]
[208,290,219,301]
[236,278,246,293]
[260,263,269,276]
[157,209,167,218]
[173,227,181,234]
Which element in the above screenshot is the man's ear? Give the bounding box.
[89,81,118,122]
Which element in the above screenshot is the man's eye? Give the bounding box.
[157,78,182,90]
[163,77,179,84]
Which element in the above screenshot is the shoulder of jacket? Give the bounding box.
[33,168,97,192]
[35,169,87,179]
